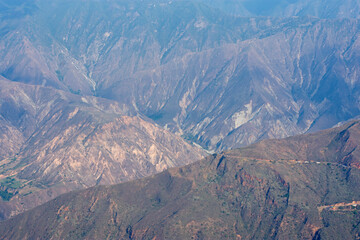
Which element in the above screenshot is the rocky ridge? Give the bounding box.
[0,78,204,220]
[0,121,359,239]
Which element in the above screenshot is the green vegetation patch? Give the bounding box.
[148,112,164,121]
[55,70,64,82]
[0,189,14,201]
[182,133,198,143]
[0,176,23,189]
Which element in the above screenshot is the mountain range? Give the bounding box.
[1,0,359,153]
[196,0,360,18]
[0,77,204,220]
[0,0,360,233]
[0,120,359,239]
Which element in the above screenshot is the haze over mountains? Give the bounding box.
[1,0,359,152]
[196,0,360,18]
[1,120,359,239]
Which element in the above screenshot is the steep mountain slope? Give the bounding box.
[2,0,360,152]
[233,120,360,168]
[0,78,204,220]
[1,121,359,239]
[1,0,359,152]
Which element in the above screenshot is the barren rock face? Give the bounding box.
[0,78,204,220]
[17,114,204,186]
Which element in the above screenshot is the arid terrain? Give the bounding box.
[0,1,360,239]
[0,121,359,239]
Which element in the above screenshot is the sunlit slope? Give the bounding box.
[0,78,204,220]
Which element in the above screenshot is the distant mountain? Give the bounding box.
[0,78,204,220]
[1,0,359,152]
[1,121,359,239]
[195,0,360,18]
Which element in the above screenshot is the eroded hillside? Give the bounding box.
[1,121,359,239]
